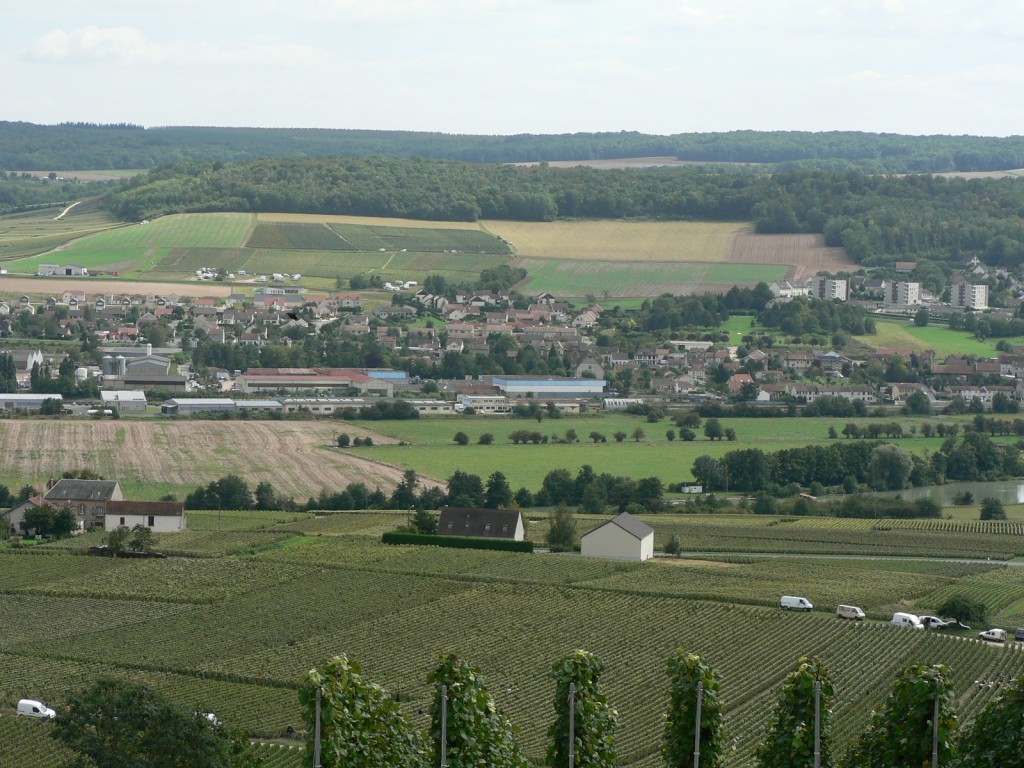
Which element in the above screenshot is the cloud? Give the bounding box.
[24,26,328,69]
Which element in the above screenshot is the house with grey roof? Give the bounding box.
[581,512,655,561]
[43,479,124,529]
[438,507,525,541]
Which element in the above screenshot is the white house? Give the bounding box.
[104,500,186,533]
[580,512,655,561]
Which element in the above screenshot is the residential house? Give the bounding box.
[580,512,655,561]
[105,500,186,533]
[43,479,124,530]
[438,507,525,541]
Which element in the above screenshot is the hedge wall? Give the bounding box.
[381,531,534,553]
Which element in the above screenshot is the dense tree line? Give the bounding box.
[0,173,113,215]
[7,121,1024,172]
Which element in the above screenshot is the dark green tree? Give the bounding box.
[546,503,576,553]
[428,654,529,768]
[300,655,428,768]
[129,524,156,553]
[663,651,723,768]
[953,676,1024,767]
[453,431,469,445]
[936,595,989,626]
[757,657,834,768]
[980,496,1007,520]
[484,471,514,509]
[546,650,617,768]
[842,663,956,768]
[254,481,279,510]
[50,676,230,768]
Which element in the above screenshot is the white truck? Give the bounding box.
[892,612,925,629]
[17,699,56,720]
[780,596,813,611]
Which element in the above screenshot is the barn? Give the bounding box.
[438,507,525,541]
[580,512,655,561]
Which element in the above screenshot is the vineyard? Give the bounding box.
[4,511,1024,766]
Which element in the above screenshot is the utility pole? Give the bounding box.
[813,680,821,768]
[694,681,703,768]
[314,687,322,768]
[568,682,576,768]
[440,685,448,768]
[932,697,940,768]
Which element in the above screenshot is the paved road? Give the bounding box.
[665,551,1024,566]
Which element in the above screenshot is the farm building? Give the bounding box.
[438,507,525,541]
[235,399,285,414]
[3,496,45,536]
[44,479,124,529]
[161,398,236,416]
[456,394,510,414]
[487,375,607,399]
[0,393,63,412]
[101,390,148,411]
[580,512,655,561]
[105,500,187,533]
[235,368,394,397]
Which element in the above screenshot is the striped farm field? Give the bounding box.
[728,232,854,280]
[484,219,746,261]
[512,257,787,297]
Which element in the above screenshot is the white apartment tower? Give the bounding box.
[953,282,989,310]
[886,281,921,306]
[811,276,849,301]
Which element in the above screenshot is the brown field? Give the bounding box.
[484,220,746,261]
[510,157,765,170]
[0,276,233,299]
[0,420,424,497]
[728,232,854,279]
[257,212,485,230]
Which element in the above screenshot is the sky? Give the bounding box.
[3,0,1023,137]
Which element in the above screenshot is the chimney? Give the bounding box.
[46,477,57,490]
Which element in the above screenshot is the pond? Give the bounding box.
[870,480,1024,506]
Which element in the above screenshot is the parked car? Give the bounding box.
[17,699,56,720]
[919,615,948,629]
[892,612,925,629]
[780,595,813,612]
[946,620,971,631]
[980,628,1007,643]
[1015,627,1024,641]
[836,604,865,621]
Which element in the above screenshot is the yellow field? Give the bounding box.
[483,220,747,261]
[257,212,485,230]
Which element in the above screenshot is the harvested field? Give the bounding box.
[486,220,745,261]
[728,232,854,280]
[0,275,233,299]
[0,420,425,497]
[258,212,485,230]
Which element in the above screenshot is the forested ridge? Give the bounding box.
[3,120,1024,172]
[106,156,1024,268]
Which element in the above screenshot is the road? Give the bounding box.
[664,551,1024,566]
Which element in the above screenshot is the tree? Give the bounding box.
[757,657,834,768]
[300,655,428,768]
[664,533,682,557]
[666,429,676,442]
[105,525,131,556]
[453,431,469,446]
[20,503,76,538]
[691,455,723,491]
[337,433,351,448]
[50,676,230,768]
[412,508,438,534]
[254,481,278,510]
[0,352,17,393]
[904,390,932,415]
[936,594,989,626]
[724,428,736,441]
[485,471,513,509]
[546,650,617,768]
[867,444,913,490]
[546,503,576,552]
[613,431,627,443]
[589,431,606,443]
[914,306,930,327]
[390,469,419,509]
[129,524,156,553]
[631,427,645,442]
[564,428,578,443]
[703,419,724,441]
[980,496,1007,520]
[478,433,494,445]
[428,654,529,768]
[953,676,1024,767]
[842,663,956,768]
[663,651,723,768]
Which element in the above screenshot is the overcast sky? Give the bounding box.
[3,0,1022,137]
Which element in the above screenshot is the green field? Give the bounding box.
[356,413,994,489]
[515,257,787,298]
[0,201,124,262]
[857,319,1023,357]
[4,514,1024,767]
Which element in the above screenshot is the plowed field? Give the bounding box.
[0,420,422,497]
[729,232,853,279]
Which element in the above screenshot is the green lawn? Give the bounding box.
[857,320,1022,357]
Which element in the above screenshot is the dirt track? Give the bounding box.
[0,276,232,299]
[0,420,427,497]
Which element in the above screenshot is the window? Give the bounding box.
[484,524,491,531]
[120,517,125,526]
[447,523,453,530]
[147,516,155,527]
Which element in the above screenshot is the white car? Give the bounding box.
[919,616,948,629]
[980,628,1007,643]
[17,699,56,720]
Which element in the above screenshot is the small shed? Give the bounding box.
[438,507,525,541]
[580,512,655,561]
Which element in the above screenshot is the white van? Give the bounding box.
[980,628,1007,643]
[836,605,865,621]
[17,699,56,720]
[780,596,813,612]
[892,612,924,629]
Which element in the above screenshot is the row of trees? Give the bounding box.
[296,649,1022,768]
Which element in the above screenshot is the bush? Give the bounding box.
[381,531,533,553]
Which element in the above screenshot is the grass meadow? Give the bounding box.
[857,319,1024,357]
[0,204,124,263]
